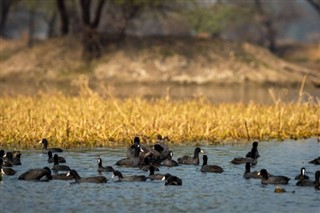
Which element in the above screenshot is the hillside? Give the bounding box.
[1,36,319,92]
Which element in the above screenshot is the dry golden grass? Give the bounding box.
[0,80,319,149]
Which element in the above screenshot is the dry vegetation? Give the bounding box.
[0,79,319,149]
[1,36,319,87]
[1,37,319,149]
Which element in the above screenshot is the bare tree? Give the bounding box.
[57,0,69,35]
[0,0,20,37]
[254,0,276,52]
[79,0,106,60]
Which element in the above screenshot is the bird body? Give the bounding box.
[162,151,179,167]
[177,147,203,165]
[162,173,182,186]
[294,167,309,180]
[40,138,63,153]
[258,169,290,185]
[112,170,147,182]
[97,158,114,173]
[243,162,260,179]
[18,167,52,181]
[67,170,107,183]
[200,155,223,173]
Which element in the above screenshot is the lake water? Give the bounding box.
[1,138,319,213]
[1,81,319,104]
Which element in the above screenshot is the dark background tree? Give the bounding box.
[0,0,318,59]
[0,0,20,37]
[254,0,276,52]
[79,0,106,60]
[56,0,69,35]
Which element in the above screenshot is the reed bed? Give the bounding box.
[0,86,319,149]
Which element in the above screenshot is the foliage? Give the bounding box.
[185,3,250,36]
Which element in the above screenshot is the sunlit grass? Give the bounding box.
[0,82,319,149]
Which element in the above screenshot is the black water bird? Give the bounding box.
[0,150,4,159]
[2,152,21,166]
[147,166,165,180]
[18,167,52,181]
[162,151,179,167]
[296,170,320,188]
[243,162,260,179]
[67,169,107,183]
[200,155,223,173]
[9,151,22,165]
[177,147,203,165]
[97,158,114,173]
[52,173,74,180]
[127,136,163,163]
[112,170,147,182]
[39,138,63,153]
[0,159,16,176]
[231,142,260,165]
[308,157,320,165]
[258,169,290,185]
[153,134,171,162]
[116,145,143,167]
[162,173,182,186]
[126,136,141,158]
[48,151,66,163]
[294,167,309,180]
[245,141,260,159]
[140,156,159,171]
[52,154,70,172]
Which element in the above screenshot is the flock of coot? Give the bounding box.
[1,136,319,190]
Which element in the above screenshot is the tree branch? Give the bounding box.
[306,0,320,16]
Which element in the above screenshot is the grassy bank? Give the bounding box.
[1,36,319,87]
[0,85,319,149]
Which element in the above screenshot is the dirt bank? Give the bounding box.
[1,36,319,89]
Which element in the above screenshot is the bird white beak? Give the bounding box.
[39,140,42,144]
[161,176,166,181]
[111,174,115,179]
[66,171,70,176]
[140,148,144,153]
[257,172,261,176]
[201,150,204,153]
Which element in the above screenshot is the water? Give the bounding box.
[1,81,319,104]
[1,138,319,213]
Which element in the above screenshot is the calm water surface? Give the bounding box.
[1,139,319,213]
[1,82,319,104]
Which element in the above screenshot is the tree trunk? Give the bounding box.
[254,0,277,53]
[28,6,35,47]
[57,0,69,35]
[0,0,11,37]
[92,0,106,28]
[79,0,106,60]
[1,0,20,37]
[117,1,142,42]
[47,9,57,38]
